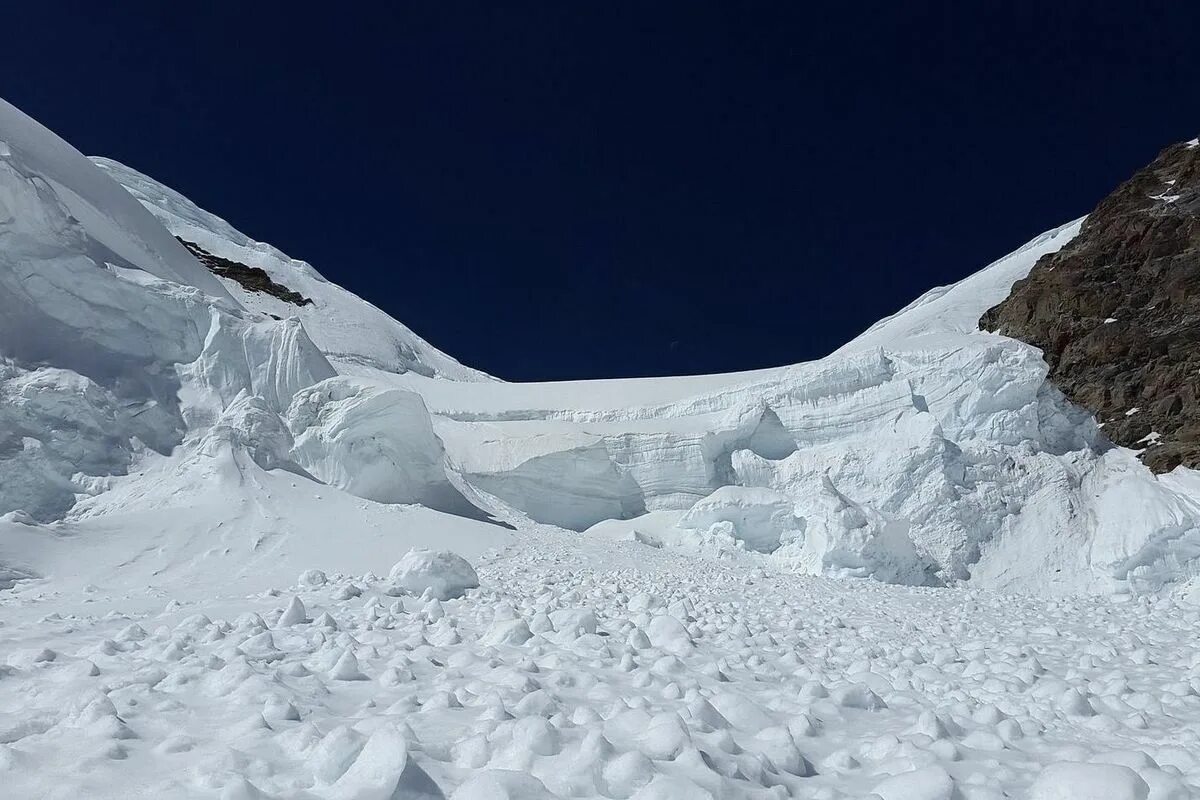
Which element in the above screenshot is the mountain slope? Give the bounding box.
[983,137,1200,473]
[1,95,1199,602]
[91,157,494,383]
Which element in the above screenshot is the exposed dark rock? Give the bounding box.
[981,138,1200,472]
[177,237,313,307]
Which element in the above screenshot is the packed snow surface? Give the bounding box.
[3,96,1200,797]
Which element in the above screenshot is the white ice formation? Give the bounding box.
[0,96,1199,598]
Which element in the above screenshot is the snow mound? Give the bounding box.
[387,549,479,600]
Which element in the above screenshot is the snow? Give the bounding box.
[675,485,802,553]
[91,157,492,383]
[2,97,1200,797]
[387,549,480,600]
[285,377,474,513]
[5,526,1200,798]
[1027,762,1151,800]
[0,99,230,301]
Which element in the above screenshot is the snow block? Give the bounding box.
[388,549,479,601]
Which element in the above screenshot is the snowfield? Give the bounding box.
[5,529,1200,799]
[1,96,1200,798]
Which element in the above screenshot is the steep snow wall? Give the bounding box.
[0,99,337,523]
[286,377,477,515]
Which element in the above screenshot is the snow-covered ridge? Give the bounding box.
[91,156,493,383]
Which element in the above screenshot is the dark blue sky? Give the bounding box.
[5,4,1199,380]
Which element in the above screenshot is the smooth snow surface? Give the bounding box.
[3,96,1200,797]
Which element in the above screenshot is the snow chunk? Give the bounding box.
[482,618,533,647]
[1028,762,1149,800]
[547,608,598,637]
[299,569,328,587]
[450,770,555,800]
[329,649,368,681]
[387,549,479,601]
[776,475,929,585]
[871,765,956,800]
[323,724,441,800]
[677,485,802,553]
[276,596,308,627]
[287,378,467,511]
[645,614,694,655]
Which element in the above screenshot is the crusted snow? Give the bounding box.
[2,97,1200,797]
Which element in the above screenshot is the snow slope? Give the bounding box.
[92,157,493,383]
[0,100,230,302]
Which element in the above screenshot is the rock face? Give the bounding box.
[981,138,1200,472]
[178,237,313,306]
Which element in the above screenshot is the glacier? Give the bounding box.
[0,94,1197,600]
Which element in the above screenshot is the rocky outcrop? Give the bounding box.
[981,138,1200,472]
[178,237,313,306]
